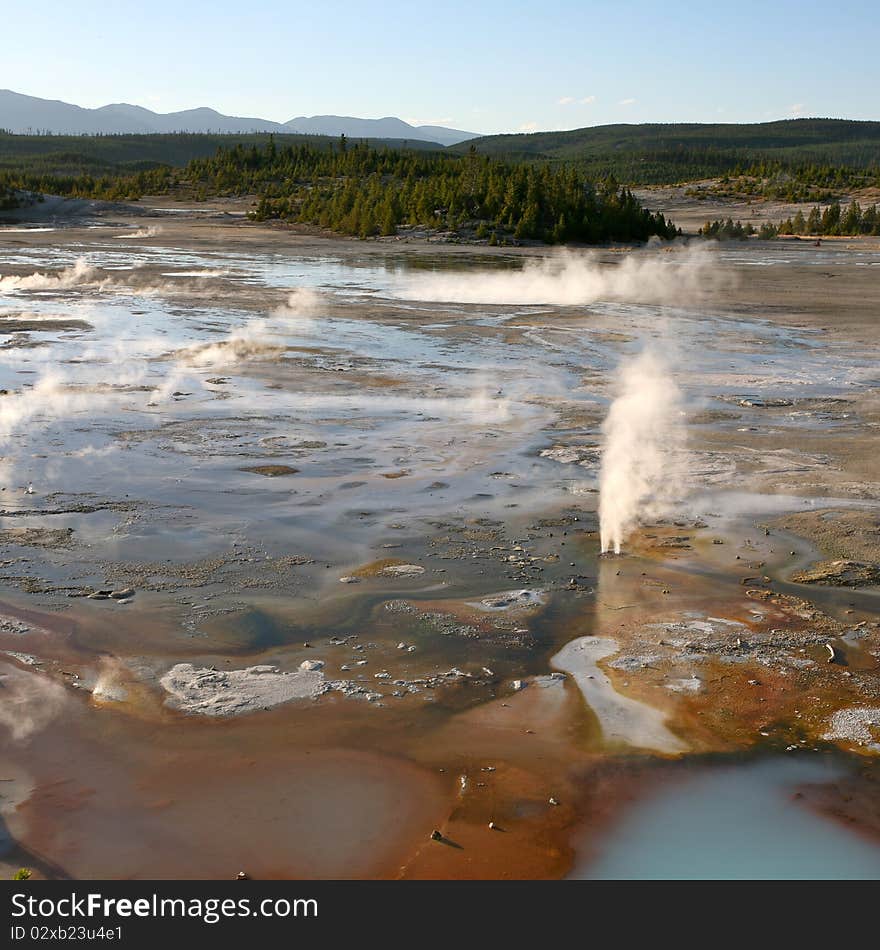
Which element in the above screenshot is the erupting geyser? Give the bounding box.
[598,349,684,554]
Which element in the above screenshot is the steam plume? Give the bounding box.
[114,226,160,239]
[0,259,103,293]
[176,287,320,369]
[394,246,718,306]
[0,663,67,741]
[598,350,685,554]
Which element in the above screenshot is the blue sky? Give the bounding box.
[4,0,877,133]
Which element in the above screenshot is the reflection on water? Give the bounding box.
[2,235,879,879]
[573,757,880,880]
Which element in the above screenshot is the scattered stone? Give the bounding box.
[822,707,880,748]
[791,560,880,588]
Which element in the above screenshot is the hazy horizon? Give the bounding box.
[1,0,877,136]
[2,86,876,141]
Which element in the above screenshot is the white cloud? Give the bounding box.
[518,121,539,132]
[581,95,597,105]
[558,96,575,106]
[619,97,637,106]
[789,102,806,117]
[559,95,596,106]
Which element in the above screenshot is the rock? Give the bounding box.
[791,560,880,588]
[240,465,299,477]
[299,659,324,672]
[444,667,471,679]
[339,576,359,584]
[430,830,443,841]
[161,662,325,716]
[87,590,112,600]
[511,679,527,691]
[109,588,134,600]
[471,589,545,612]
[548,797,560,806]
[379,563,425,577]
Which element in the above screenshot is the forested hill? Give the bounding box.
[0,131,439,178]
[0,138,678,244]
[205,141,678,243]
[452,119,880,182]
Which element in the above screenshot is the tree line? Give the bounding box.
[686,159,879,204]
[776,200,880,236]
[0,182,18,210]
[1,137,680,243]
[238,141,679,242]
[698,199,880,241]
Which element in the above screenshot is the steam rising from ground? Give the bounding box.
[394,246,719,306]
[0,259,104,293]
[114,225,160,239]
[599,350,686,554]
[0,256,237,298]
[172,287,321,371]
[0,287,323,468]
[0,328,182,453]
[0,663,67,741]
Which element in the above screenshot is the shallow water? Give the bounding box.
[1,234,878,879]
[573,756,880,880]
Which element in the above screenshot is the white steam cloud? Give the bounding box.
[0,663,67,741]
[394,246,719,307]
[175,287,321,370]
[0,259,105,293]
[114,226,160,239]
[598,350,686,554]
[0,288,324,469]
[0,256,242,299]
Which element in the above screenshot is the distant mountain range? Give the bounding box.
[0,90,480,146]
